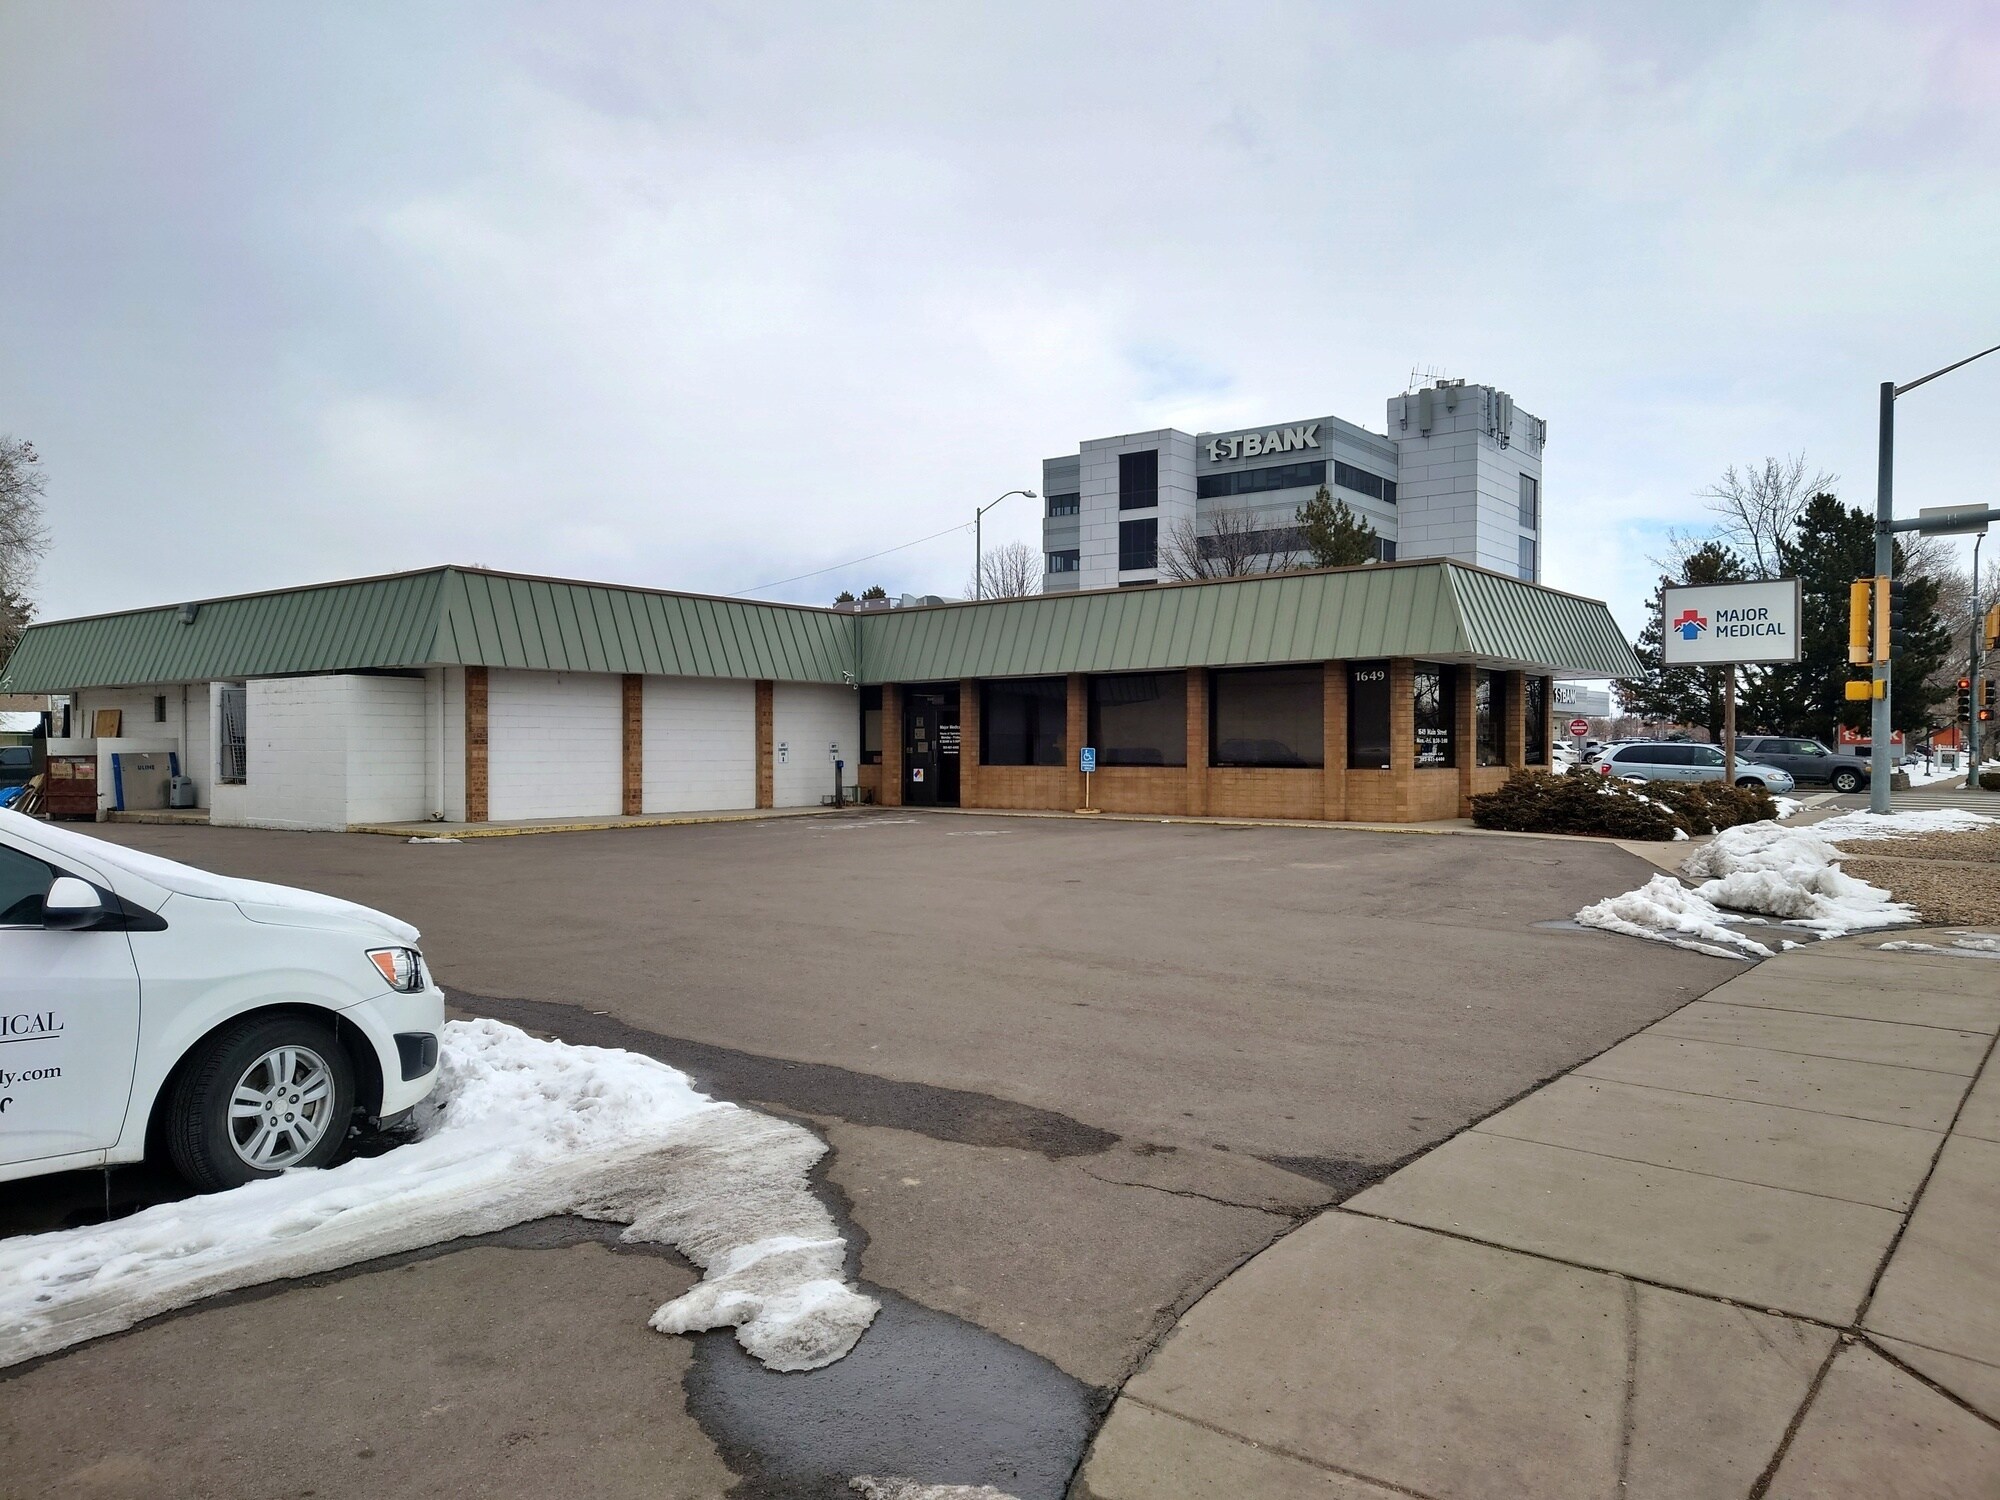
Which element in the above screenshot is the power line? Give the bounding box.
[733,519,974,596]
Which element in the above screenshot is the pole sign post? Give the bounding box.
[1078,746,1096,814]
[1660,578,1801,786]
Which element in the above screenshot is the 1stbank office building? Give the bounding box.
[0,560,1637,831]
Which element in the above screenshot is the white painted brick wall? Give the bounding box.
[488,670,622,820]
[772,684,855,807]
[72,684,207,807]
[643,677,755,812]
[345,676,429,824]
[236,677,352,830]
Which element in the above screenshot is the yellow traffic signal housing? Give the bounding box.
[1844,680,1874,701]
[1986,604,2000,652]
[1847,580,1874,666]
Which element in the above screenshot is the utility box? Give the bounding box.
[168,775,199,809]
[111,751,179,811]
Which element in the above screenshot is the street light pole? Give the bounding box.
[1869,342,2000,815]
[974,489,1036,600]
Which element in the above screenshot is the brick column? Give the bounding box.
[621,674,643,815]
[881,686,903,806]
[464,666,489,824]
[1185,667,1209,816]
[958,678,980,808]
[1541,676,1557,769]
[1456,667,1478,816]
[754,680,774,809]
[1067,674,1087,807]
[1505,671,1527,769]
[1322,662,1348,820]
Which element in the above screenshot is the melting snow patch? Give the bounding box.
[851,1481,1022,1500]
[1574,874,1771,960]
[407,835,463,844]
[0,1019,877,1373]
[1772,797,1805,820]
[1575,808,1996,956]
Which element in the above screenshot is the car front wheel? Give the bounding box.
[164,1014,356,1191]
[1735,777,1766,790]
[1831,768,1862,793]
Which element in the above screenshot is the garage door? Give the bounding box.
[772,684,855,807]
[643,677,756,813]
[487,670,622,821]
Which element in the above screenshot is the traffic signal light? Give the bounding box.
[1960,678,1975,719]
[1848,580,1873,666]
[1872,575,1907,662]
[1986,604,2000,653]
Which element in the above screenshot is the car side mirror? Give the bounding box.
[43,875,107,931]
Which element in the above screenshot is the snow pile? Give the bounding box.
[1773,796,1805,819]
[1879,934,2000,957]
[1575,874,1772,960]
[407,835,463,844]
[1576,808,1996,957]
[1677,818,1915,934]
[851,1481,1021,1500]
[0,1019,877,1373]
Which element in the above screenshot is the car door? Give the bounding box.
[0,836,143,1168]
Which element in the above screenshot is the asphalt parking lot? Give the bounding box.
[1,811,1740,1498]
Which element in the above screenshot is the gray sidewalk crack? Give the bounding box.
[1119,1394,1445,1499]
[1566,1067,1952,1133]
[1635,1028,1980,1078]
[1692,995,1998,1037]
[1613,1275,1639,1497]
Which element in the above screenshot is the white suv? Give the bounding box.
[0,808,444,1191]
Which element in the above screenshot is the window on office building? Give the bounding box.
[1373,537,1397,562]
[1211,665,1323,768]
[1474,670,1504,767]
[1047,549,1080,574]
[1518,473,1538,529]
[859,686,882,764]
[1196,460,1325,501]
[1333,461,1397,504]
[1119,518,1158,571]
[1523,677,1548,765]
[1348,661,1391,770]
[1046,492,1079,517]
[1413,663,1456,769]
[1118,450,1158,510]
[1088,672,1186,767]
[981,677,1066,766]
[1518,535,1537,581]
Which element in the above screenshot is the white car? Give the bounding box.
[0,808,444,1191]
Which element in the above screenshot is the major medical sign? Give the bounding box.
[1659,579,1801,666]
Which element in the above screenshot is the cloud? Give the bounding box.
[1,0,1995,629]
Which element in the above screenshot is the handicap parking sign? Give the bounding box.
[1080,747,1096,774]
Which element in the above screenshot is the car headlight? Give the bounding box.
[367,947,428,993]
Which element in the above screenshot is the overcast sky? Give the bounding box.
[3,1,1996,640]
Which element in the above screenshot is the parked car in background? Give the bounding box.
[1735,736,1871,794]
[1597,741,1796,794]
[0,745,34,790]
[0,808,445,1191]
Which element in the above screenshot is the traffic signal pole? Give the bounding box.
[1970,529,1985,792]
[1871,382,1894,814]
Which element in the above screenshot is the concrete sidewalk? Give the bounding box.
[1077,935,2000,1499]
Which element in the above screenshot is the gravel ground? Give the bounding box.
[1834,826,2000,864]
[1839,855,2000,926]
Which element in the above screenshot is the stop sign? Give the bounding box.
[1568,718,1592,737]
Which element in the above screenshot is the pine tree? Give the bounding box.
[1295,486,1378,567]
[1745,493,1953,742]
[1619,542,1749,742]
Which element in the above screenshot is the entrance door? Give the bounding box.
[902,687,960,807]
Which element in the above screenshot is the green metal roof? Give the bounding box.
[0,559,1638,695]
[856,562,1640,681]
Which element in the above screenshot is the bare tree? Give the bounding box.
[0,437,49,660]
[967,540,1042,599]
[1158,507,1303,581]
[1699,454,1835,579]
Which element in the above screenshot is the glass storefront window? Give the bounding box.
[1088,672,1187,767]
[1413,663,1456,769]
[859,685,882,764]
[1524,677,1547,765]
[1211,666,1324,768]
[1475,670,1504,767]
[981,678,1066,766]
[1347,661,1391,770]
